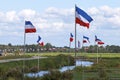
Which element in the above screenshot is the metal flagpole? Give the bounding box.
[97,45,99,63]
[37,43,40,72]
[69,41,71,49]
[75,5,77,65]
[23,24,26,80]
[81,36,84,67]
[68,41,71,70]
[95,37,98,64]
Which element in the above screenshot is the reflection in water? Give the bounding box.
[25,60,93,77]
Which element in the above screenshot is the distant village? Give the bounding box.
[0,43,120,56]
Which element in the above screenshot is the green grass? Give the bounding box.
[73,69,120,80]
[81,53,120,58]
[26,52,120,58]
[1,52,120,59]
[0,52,120,80]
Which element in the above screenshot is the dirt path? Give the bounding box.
[0,56,46,63]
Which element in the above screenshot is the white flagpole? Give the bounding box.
[23,23,26,80]
[81,36,84,67]
[97,44,99,63]
[37,43,40,72]
[75,5,77,64]
[69,41,71,49]
[68,41,71,70]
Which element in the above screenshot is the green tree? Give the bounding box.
[45,43,52,51]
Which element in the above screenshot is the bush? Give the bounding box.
[6,67,22,80]
[41,70,73,80]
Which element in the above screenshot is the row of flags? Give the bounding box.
[25,21,44,46]
[24,5,104,48]
[75,6,104,48]
[24,5,93,33]
[69,33,104,46]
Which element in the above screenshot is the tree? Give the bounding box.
[45,43,52,51]
[8,43,12,47]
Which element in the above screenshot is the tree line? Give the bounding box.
[0,43,120,53]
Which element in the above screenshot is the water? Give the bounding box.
[25,60,93,77]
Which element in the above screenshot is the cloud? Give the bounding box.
[18,9,36,20]
[88,6,120,30]
[0,6,120,45]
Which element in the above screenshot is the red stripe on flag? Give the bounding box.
[83,40,87,43]
[70,37,73,42]
[98,41,104,45]
[39,42,44,46]
[76,17,89,29]
[25,28,36,33]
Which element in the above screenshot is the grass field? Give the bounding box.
[1,52,120,59]
[25,52,120,58]
[0,52,120,80]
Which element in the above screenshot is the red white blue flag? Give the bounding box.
[37,35,44,46]
[95,35,104,45]
[25,21,36,33]
[83,36,90,43]
[75,6,93,29]
[70,33,74,42]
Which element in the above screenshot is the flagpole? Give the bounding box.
[75,5,77,65]
[97,44,99,63]
[69,41,71,49]
[23,24,26,80]
[68,41,71,70]
[81,36,84,67]
[37,43,40,72]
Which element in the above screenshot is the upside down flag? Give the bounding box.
[37,35,44,46]
[25,21,36,33]
[70,33,74,42]
[95,35,104,45]
[75,6,93,29]
[83,36,90,43]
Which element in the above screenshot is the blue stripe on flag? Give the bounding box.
[76,6,93,23]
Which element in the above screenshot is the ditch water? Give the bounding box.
[25,60,93,77]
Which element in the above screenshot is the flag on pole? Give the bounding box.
[70,33,74,42]
[83,36,90,43]
[95,35,104,45]
[25,21,36,33]
[75,6,93,29]
[37,35,41,43]
[37,35,44,46]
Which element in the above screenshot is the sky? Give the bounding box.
[0,0,120,47]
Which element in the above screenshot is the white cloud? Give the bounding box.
[18,9,36,20]
[88,6,120,30]
[0,6,120,45]
[6,11,20,22]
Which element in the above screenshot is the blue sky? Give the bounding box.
[0,0,120,47]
